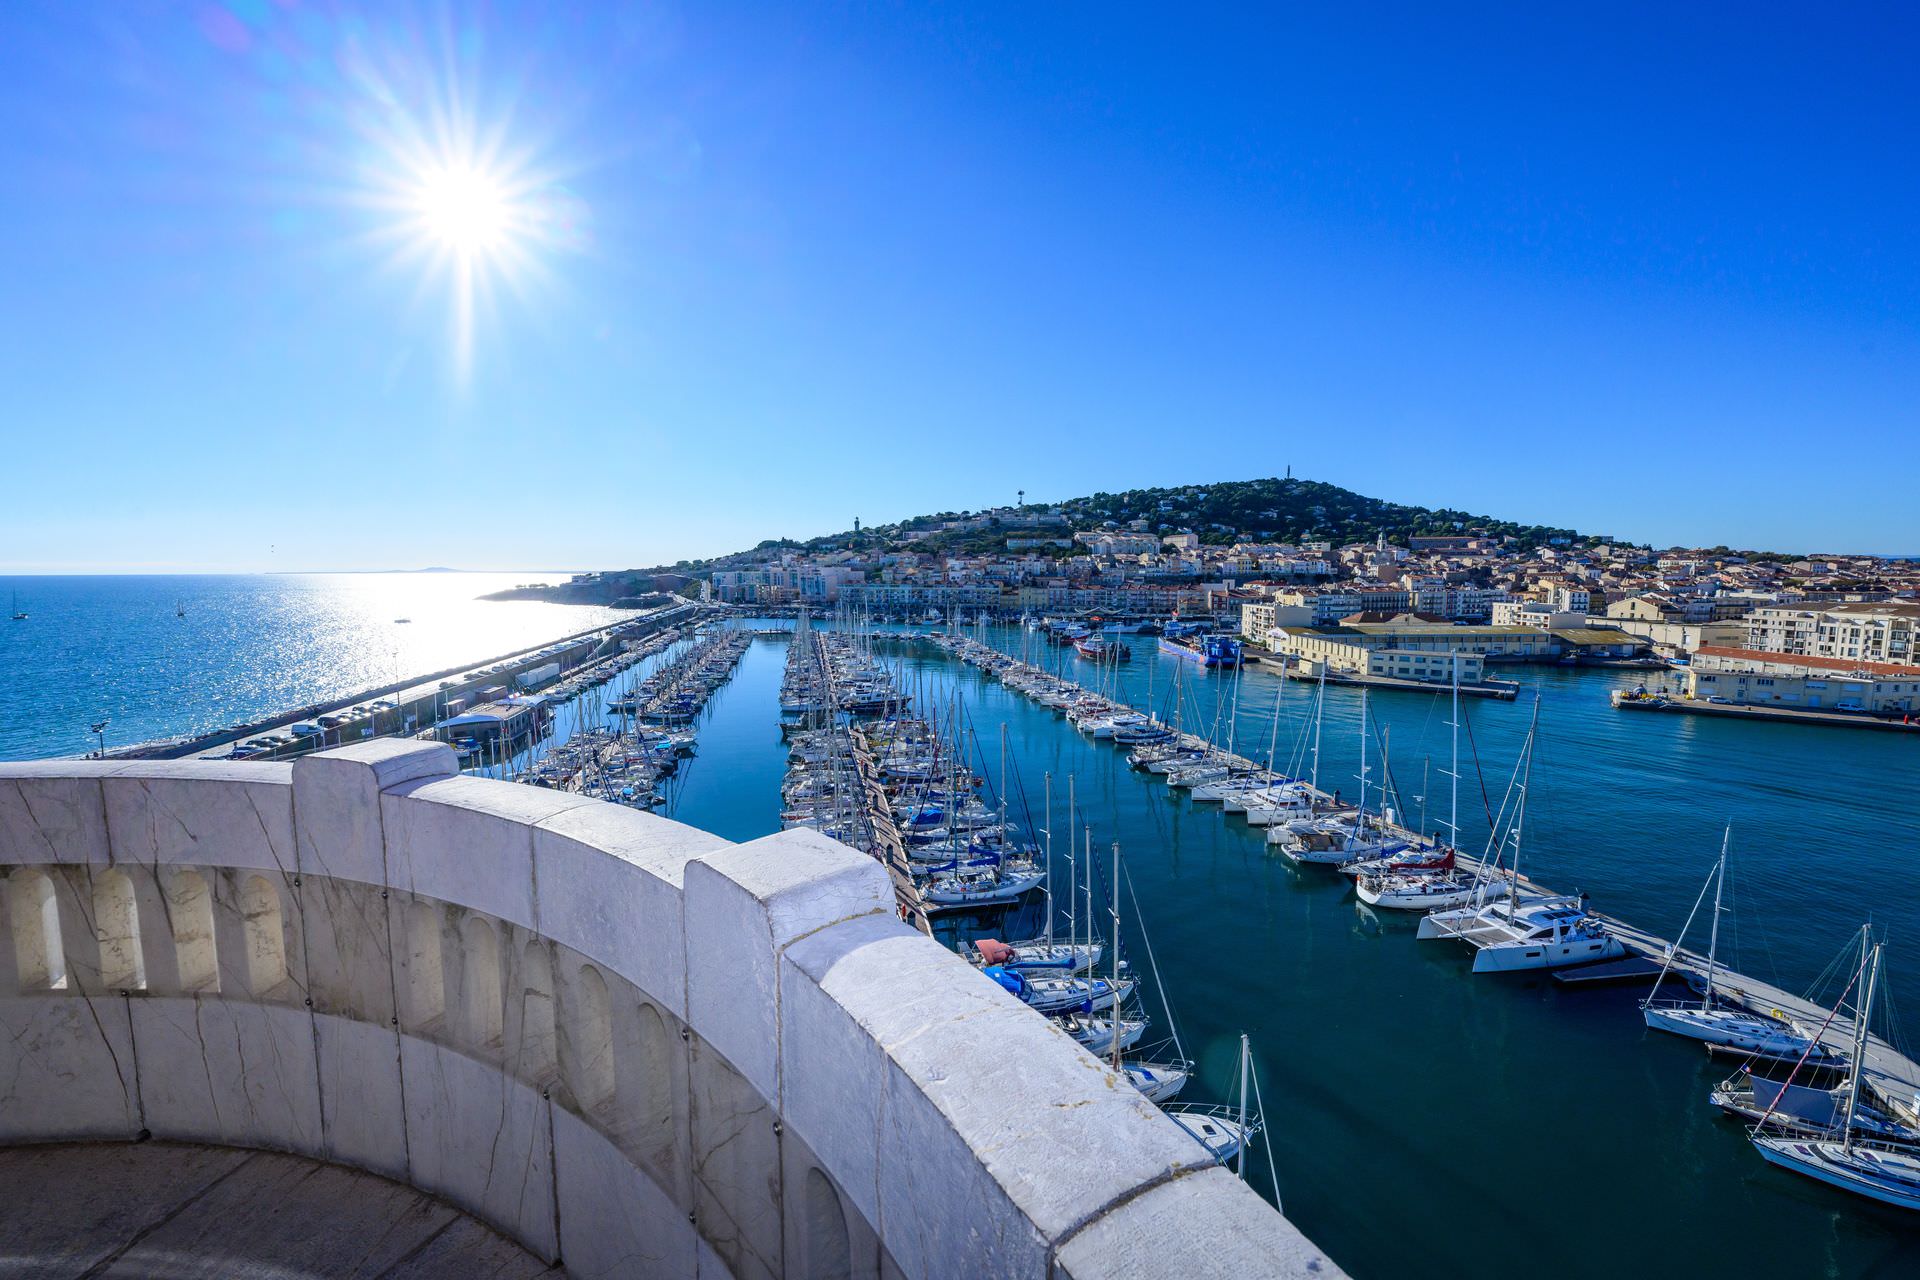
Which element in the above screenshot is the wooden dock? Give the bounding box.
[849,731,932,936]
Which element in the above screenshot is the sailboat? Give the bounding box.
[1751,935,1920,1210]
[10,590,25,621]
[1358,655,1504,911]
[1165,1033,1263,1167]
[1641,828,1840,1063]
[1098,839,1190,1105]
[1272,687,1405,867]
[175,601,186,618]
[1416,697,1627,972]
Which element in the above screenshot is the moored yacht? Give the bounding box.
[1418,893,1626,972]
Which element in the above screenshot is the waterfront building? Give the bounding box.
[1607,617,1747,656]
[1269,621,1560,666]
[1743,601,1920,664]
[1266,619,1641,668]
[1490,600,1585,629]
[0,743,1337,1277]
[1685,647,1920,713]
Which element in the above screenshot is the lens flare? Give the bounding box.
[413,164,512,256]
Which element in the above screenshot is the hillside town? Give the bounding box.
[634,489,1920,722]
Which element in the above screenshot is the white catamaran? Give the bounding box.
[1416,697,1625,972]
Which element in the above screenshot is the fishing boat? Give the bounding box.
[1751,939,1920,1210]
[1157,633,1243,667]
[1073,635,1130,662]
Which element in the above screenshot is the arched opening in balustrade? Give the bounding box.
[92,869,146,991]
[459,915,503,1048]
[562,963,615,1111]
[519,941,558,1082]
[165,870,218,992]
[402,900,445,1028]
[631,1000,678,1175]
[803,1167,853,1279]
[6,869,66,990]
[239,875,288,996]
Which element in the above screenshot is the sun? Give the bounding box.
[412,164,513,256]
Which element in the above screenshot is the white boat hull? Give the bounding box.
[1754,1137,1920,1211]
[1643,1004,1835,1061]
[1471,933,1625,973]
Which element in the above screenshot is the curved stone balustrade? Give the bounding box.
[0,742,1340,1278]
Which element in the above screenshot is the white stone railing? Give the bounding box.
[0,742,1340,1278]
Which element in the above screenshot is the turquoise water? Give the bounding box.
[7,582,1920,1275]
[657,626,1920,1279]
[0,574,625,760]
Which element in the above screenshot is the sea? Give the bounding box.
[5,577,1920,1277]
[0,573,625,760]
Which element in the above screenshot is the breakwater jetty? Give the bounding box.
[103,604,711,763]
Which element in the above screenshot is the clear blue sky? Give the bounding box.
[2,2,1914,571]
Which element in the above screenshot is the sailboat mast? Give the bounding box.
[1843,934,1881,1154]
[1235,1032,1251,1180]
[1703,826,1728,1009]
[1449,653,1460,850]
[1044,772,1054,949]
[1506,695,1541,922]
[1070,774,1081,956]
[1310,667,1325,797]
[1110,840,1122,1073]
[1350,687,1369,851]
[1084,824,1093,983]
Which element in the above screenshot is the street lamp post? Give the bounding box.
[90,719,109,759]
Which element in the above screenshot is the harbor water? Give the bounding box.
[6,582,1920,1276]
[656,623,1920,1279]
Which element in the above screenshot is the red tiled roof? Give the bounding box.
[1694,646,1920,679]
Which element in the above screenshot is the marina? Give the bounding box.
[861,618,1920,1275]
[6,589,1920,1276]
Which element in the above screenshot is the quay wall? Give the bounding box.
[0,743,1339,1278]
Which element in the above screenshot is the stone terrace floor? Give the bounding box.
[0,1142,554,1278]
